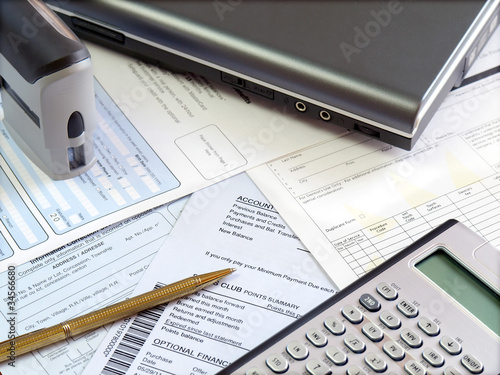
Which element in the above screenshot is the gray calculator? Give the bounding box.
[221,220,500,375]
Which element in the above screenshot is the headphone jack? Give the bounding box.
[295,101,307,112]
[319,110,331,121]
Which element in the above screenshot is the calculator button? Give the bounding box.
[422,347,445,367]
[342,305,363,324]
[324,317,345,335]
[325,346,348,366]
[461,354,484,374]
[265,354,289,373]
[365,352,387,373]
[359,293,381,312]
[305,358,331,375]
[383,340,405,361]
[417,317,440,336]
[346,365,367,375]
[404,360,427,375]
[376,282,398,300]
[379,310,401,329]
[362,322,384,342]
[286,340,309,360]
[397,299,418,318]
[344,333,366,353]
[444,366,463,375]
[246,368,268,375]
[400,328,423,348]
[306,328,328,347]
[440,335,462,355]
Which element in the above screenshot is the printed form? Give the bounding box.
[0,41,336,271]
[249,64,500,288]
[81,173,336,375]
[0,198,187,374]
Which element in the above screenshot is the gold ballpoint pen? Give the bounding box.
[0,268,235,362]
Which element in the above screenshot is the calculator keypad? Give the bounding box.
[240,281,488,375]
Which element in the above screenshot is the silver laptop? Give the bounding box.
[47,0,500,150]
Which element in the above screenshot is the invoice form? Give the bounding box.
[248,36,500,288]
[81,173,336,375]
[0,41,337,272]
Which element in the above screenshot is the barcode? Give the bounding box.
[101,283,166,375]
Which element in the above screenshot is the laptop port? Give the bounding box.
[295,101,307,112]
[71,17,125,44]
[354,123,380,138]
[319,110,331,121]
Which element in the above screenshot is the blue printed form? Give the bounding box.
[0,80,179,252]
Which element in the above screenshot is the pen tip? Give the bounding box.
[198,268,236,285]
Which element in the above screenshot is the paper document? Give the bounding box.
[0,41,336,272]
[249,67,500,288]
[0,198,186,375]
[82,173,336,374]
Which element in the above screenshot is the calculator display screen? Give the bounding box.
[416,248,500,337]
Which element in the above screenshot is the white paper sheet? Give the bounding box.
[0,41,337,272]
[248,70,500,289]
[0,198,186,374]
[81,173,336,374]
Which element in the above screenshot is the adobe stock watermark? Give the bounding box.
[213,0,243,21]
[6,0,71,54]
[5,265,17,367]
[340,1,403,63]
